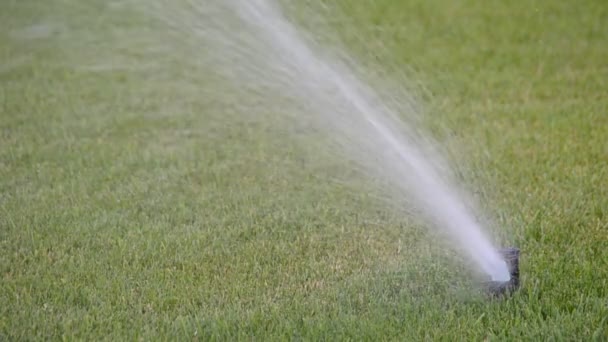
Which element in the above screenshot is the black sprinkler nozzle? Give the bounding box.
[486,247,520,296]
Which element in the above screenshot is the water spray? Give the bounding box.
[144,0,517,291]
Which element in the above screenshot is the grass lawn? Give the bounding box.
[1,0,607,340]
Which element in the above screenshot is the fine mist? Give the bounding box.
[141,0,510,281]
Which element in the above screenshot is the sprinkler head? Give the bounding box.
[486,247,520,296]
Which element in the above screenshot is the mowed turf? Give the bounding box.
[1,0,607,340]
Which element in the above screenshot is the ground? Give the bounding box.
[1,0,607,340]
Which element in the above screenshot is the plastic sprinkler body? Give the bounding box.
[487,247,520,296]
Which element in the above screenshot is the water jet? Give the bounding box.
[146,0,515,286]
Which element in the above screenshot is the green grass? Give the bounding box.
[1,0,607,340]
